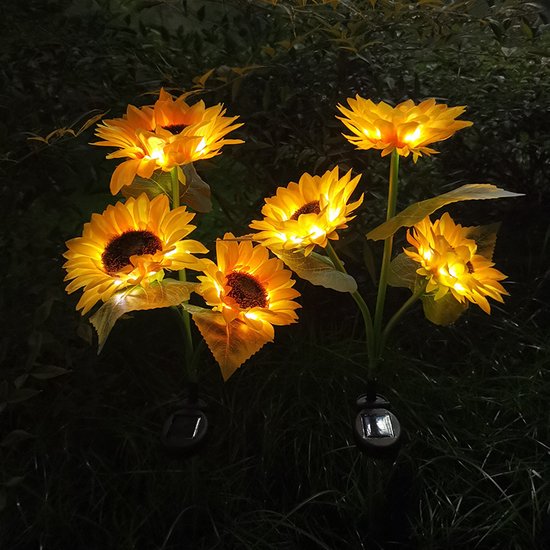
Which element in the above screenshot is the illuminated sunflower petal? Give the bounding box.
[63,194,206,314]
[250,167,363,255]
[110,159,143,194]
[337,96,473,158]
[404,213,508,317]
[93,89,243,195]
[195,233,300,378]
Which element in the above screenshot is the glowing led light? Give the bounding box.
[214,280,224,296]
[309,225,325,240]
[404,127,421,144]
[149,148,165,164]
[196,138,207,154]
[327,208,340,223]
[363,127,382,139]
[422,249,433,262]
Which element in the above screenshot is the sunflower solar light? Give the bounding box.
[63,89,301,452]
[249,96,522,455]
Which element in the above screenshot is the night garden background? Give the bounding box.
[2,0,550,548]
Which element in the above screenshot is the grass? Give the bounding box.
[2,285,549,548]
[2,0,550,548]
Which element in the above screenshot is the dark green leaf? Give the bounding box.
[7,388,41,404]
[273,249,357,293]
[421,292,468,326]
[90,280,197,353]
[2,477,24,488]
[367,185,523,241]
[465,223,500,261]
[388,252,418,289]
[30,365,70,380]
[1,430,34,448]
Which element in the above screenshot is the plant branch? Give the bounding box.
[325,242,375,367]
[372,150,400,367]
[381,281,427,352]
[171,167,195,381]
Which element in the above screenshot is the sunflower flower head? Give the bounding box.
[153,88,208,132]
[93,88,243,195]
[197,234,301,341]
[404,213,509,314]
[337,97,473,161]
[63,193,208,315]
[250,167,363,256]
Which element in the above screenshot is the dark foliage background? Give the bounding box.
[1,0,549,548]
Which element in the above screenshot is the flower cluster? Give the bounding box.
[337,97,472,161]
[64,193,206,314]
[64,89,303,377]
[198,235,301,341]
[404,213,508,314]
[64,89,515,381]
[250,167,363,255]
[94,88,243,194]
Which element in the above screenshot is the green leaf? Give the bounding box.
[14,374,28,389]
[90,280,198,353]
[76,322,94,345]
[273,249,357,293]
[121,173,168,200]
[2,476,24,488]
[192,310,272,381]
[367,184,523,241]
[179,164,212,213]
[30,365,70,380]
[179,303,210,316]
[388,252,419,289]
[7,388,41,404]
[76,111,107,136]
[465,223,500,260]
[1,430,34,448]
[421,292,468,326]
[122,164,212,212]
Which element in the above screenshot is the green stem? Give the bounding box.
[325,242,375,369]
[170,167,180,209]
[372,150,400,368]
[178,271,195,380]
[170,167,195,382]
[381,281,427,352]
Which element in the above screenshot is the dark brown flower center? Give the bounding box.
[226,271,267,309]
[102,230,162,274]
[290,200,320,221]
[466,261,474,274]
[162,124,187,135]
